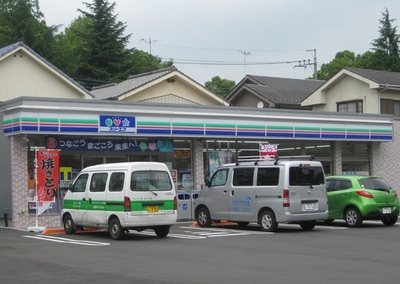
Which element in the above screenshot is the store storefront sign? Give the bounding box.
[45,136,174,152]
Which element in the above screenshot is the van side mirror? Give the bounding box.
[68,183,74,193]
[205,179,211,188]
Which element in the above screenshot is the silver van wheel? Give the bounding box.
[109,218,125,240]
[259,210,277,232]
[196,207,211,227]
[299,220,316,230]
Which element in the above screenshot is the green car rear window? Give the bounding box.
[358,178,391,191]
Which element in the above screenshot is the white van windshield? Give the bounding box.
[130,171,172,191]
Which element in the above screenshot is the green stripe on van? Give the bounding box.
[63,199,175,212]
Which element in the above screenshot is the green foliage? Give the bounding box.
[73,0,132,86]
[52,17,92,77]
[317,50,358,80]
[370,8,400,71]
[0,0,173,90]
[205,76,236,98]
[0,0,59,60]
[53,0,173,89]
[317,8,400,80]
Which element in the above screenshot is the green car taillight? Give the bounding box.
[356,191,373,198]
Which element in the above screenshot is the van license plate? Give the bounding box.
[147,206,159,213]
[382,207,391,214]
[303,203,316,211]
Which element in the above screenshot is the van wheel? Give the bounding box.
[154,226,170,237]
[259,210,277,232]
[381,216,398,226]
[345,207,363,227]
[63,214,76,234]
[109,218,125,240]
[196,207,211,227]
[237,222,249,227]
[323,219,334,225]
[299,221,316,230]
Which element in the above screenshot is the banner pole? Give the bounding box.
[27,147,46,232]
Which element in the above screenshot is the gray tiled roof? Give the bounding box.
[0,42,94,98]
[91,67,178,100]
[244,75,325,104]
[345,67,400,86]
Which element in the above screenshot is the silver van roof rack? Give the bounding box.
[236,155,315,166]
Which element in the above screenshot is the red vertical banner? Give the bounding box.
[36,149,59,209]
[259,143,278,160]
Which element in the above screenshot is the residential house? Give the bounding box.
[225,74,325,109]
[91,66,229,106]
[302,67,400,192]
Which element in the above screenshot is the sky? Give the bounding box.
[38,0,400,85]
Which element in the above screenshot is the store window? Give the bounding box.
[341,141,370,175]
[26,136,193,213]
[203,140,333,181]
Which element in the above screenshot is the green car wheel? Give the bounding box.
[381,216,398,226]
[345,207,363,227]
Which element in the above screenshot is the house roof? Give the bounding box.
[225,74,325,106]
[301,67,400,107]
[0,42,94,98]
[91,66,229,105]
[91,67,178,100]
[344,67,400,87]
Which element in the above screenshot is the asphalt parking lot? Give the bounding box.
[1,220,399,284]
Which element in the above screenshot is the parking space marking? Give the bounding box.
[179,226,274,238]
[134,230,207,239]
[23,235,110,246]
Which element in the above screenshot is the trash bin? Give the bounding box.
[176,189,201,221]
[177,191,192,221]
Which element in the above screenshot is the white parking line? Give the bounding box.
[23,235,110,246]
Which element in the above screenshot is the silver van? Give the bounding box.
[194,155,328,232]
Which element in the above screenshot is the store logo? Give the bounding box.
[99,115,136,133]
[46,137,58,149]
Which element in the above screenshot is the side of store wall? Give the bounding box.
[371,119,400,195]
[11,135,61,230]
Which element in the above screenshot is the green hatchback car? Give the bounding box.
[325,175,399,227]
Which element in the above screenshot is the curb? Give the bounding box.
[42,227,102,234]
[191,220,235,226]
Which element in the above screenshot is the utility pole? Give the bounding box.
[306,48,317,79]
[140,37,158,55]
[294,49,318,79]
[239,50,251,76]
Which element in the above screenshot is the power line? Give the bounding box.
[162,58,306,66]
[133,41,305,53]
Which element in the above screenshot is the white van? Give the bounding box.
[194,155,329,232]
[61,162,177,240]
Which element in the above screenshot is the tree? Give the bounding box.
[205,76,236,98]
[72,0,132,86]
[317,50,358,80]
[370,8,400,71]
[0,0,58,60]
[52,16,91,78]
[122,49,173,79]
